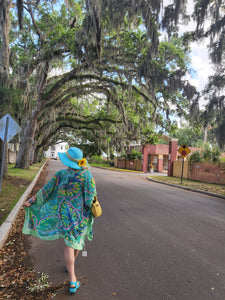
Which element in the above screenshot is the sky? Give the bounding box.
[163,0,214,109]
[188,39,213,94]
[178,1,213,108]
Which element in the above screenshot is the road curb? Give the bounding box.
[0,159,48,249]
[147,177,225,200]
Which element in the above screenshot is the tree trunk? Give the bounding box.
[33,150,38,164]
[15,61,49,169]
[0,1,12,175]
[33,146,42,164]
[15,112,38,169]
[0,0,11,74]
[29,139,36,165]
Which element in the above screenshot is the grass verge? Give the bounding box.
[91,163,143,172]
[90,162,112,168]
[0,161,45,225]
[149,176,225,197]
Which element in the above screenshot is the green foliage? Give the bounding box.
[189,144,221,164]
[188,151,202,164]
[2,0,197,169]
[81,143,102,158]
[202,143,221,163]
[110,153,115,160]
[158,139,169,145]
[142,129,159,145]
[116,152,125,159]
[171,124,203,147]
[88,155,104,164]
[129,150,142,159]
[168,122,178,136]
[159,36,190,70]
[0,87,24,119]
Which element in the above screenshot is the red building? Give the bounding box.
[128,136,201,175]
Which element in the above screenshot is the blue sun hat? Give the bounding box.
[58,147,88,170]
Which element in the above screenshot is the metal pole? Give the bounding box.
[181,157,184,184]
[0,116,9,193]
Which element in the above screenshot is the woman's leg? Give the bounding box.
[64,245,79,283]
[74,249,79,260]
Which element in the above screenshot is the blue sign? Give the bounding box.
[0,114,21,192]
[0,114,21,142]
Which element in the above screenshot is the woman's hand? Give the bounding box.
[24,195,37,207]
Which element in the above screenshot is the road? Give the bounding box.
[28,161,225,299]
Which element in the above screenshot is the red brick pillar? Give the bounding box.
[168,138,178,176]
[142,145,148,173]
[157,155,163,172]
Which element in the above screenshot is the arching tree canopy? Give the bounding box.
[0,0,211,168]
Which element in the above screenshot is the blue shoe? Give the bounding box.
[69,281,81,294]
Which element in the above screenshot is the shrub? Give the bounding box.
[110,153,115,160]
[129,150,142,159]
[118,153,126,159]
[189,144,221,164]
[189,151,202,164]
[211,147,220,162]
[89,155,104,164]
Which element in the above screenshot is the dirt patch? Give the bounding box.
[0,162,67,299]
[3,176,31,186]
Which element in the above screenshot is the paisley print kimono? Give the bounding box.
[23,168,96,250]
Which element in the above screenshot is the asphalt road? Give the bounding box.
[27,161,225,300]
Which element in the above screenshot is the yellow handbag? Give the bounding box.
[91,196,102,217]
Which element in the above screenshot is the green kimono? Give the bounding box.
[23,168,96,250]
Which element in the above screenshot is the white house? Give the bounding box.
[45,142,68,159]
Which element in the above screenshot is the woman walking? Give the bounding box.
[23,147,97,294]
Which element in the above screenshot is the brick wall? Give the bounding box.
[189,163,225,184]
[168,139,178,176]
[142,145,148,173]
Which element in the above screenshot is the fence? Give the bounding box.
[114,158,142,171]
[173,161,225,185]
[173,160,189,178]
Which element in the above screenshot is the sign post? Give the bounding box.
[0,114,21,192]
[0,116,9,192]
[177,144,191,184]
